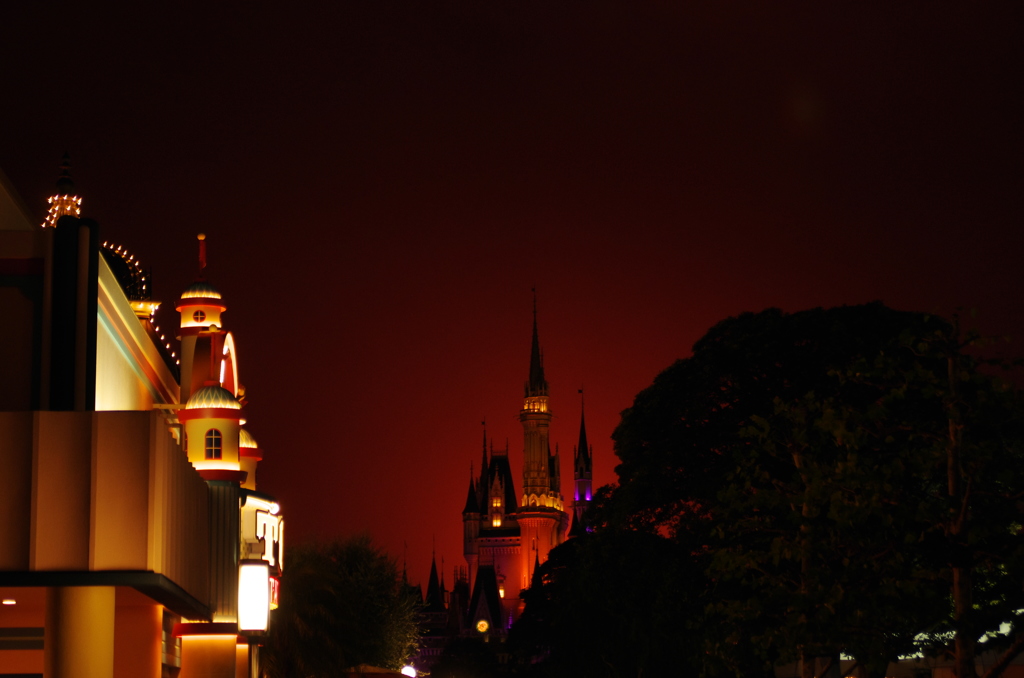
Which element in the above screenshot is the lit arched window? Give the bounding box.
[205,429,222,459]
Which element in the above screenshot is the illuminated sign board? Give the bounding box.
[241,495,284,571]
[238,561,270,631]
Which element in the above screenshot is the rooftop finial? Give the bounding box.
[55,152,74,195]
[197,233,207,278]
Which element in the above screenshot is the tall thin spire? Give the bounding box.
[478,425,489,508]
[197,233,208,279]
[525,289,548,397]
[576,390,591,467]
[572,388,594,532]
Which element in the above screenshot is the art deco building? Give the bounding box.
[0,161,282,678]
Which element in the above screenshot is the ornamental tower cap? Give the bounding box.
[185,384,241,410]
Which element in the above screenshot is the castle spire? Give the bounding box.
[525,290,548,398]
[572,389,594,532]
[576,390,591,468]
[426,553,444,612]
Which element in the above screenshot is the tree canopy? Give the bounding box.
[262,534,421,678]
[541,304,1024,678]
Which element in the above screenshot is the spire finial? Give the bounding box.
[197,233,207,278]
[55,152,74,195]
[525,290,548,397]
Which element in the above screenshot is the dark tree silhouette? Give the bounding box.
[606,304,1024,678]
[262,535,420,678]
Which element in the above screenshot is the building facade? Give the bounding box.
[0,161,282,678]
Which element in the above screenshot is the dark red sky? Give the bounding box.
[2,4,1021,588]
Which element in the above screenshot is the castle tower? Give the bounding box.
[516,299,567,592]
[520,297,553,505]
[569,394,594,536]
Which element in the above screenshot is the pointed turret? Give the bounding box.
[426,555,444,613]
[462,473,479,514]
[55,152,74,195]
[520,294,555,504]
[524,293,548,398]
[573,392,594,531]
[477,429,489,510]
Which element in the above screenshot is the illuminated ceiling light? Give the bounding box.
[1,599,15,605]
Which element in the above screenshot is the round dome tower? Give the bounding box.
[239,428,263,491]
[179,382,245,481]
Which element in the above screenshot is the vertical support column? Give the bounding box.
[208,480,240,622]
[45,586,115,678]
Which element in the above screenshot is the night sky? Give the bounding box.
[2,4,1021,589]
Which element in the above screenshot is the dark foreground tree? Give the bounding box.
[606,304,1024,678]
[262,535,420,678]
[510,528,726,678]
[430,637,504,678]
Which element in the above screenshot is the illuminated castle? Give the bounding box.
[459,302,594,636]
[0,159,282,678]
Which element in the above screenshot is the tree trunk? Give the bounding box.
[947,348,976,678]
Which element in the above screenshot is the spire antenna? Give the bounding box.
[42,152,83,228]
[197,233,207,278]
[525,290,547,397]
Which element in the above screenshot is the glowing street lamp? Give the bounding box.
[238,560,270,632]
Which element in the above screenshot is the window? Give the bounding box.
[492,515,502,527]
[492,497,501,508]
[193,310,206,323]
[205,429,222,459]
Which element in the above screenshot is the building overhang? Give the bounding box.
[0,570,212,620]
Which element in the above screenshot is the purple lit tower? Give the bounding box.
[569,394,593,537]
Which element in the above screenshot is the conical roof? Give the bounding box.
[524,295,548,397]
[186,384,240,410]
[181,280,222,300]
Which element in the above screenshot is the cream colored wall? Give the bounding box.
[0,410,209,606]
[96,316,153,410]
[148,410,210,604]
[184,416,240,468]
[95,256,179,410]
[91,412,153,569]
[31,412,92,569]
